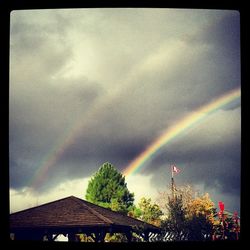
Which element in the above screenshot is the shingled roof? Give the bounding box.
[10,196,160,233]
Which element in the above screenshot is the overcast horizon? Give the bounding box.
[10,8,240,214]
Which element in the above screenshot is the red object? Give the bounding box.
[218,201,224,211]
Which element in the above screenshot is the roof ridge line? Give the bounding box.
[72,196,160,229]
[72,196,114,225]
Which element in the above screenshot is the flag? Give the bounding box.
[171,165,181,175]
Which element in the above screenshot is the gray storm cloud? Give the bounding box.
[10,9,240,212]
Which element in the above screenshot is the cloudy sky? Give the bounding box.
[9,8,241,214]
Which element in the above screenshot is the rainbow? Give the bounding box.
[28,118,82,190]
[28,79,128,190]
[123,88,241,176]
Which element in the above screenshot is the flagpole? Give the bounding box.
[171,165,175,200]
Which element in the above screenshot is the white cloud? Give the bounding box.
[10,173,160,213]
[126,174,159,204]
[10,171,240,216]
[10,177,90,213]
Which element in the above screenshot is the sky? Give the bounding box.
[9,8,241,215]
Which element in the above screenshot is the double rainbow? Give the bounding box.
[29,87,240,189]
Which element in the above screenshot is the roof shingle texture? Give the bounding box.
[10,196,160,231]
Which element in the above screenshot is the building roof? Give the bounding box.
[10,196,160,233]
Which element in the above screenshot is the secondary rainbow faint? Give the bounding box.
[123,87,241,177]
[28,74,132,190]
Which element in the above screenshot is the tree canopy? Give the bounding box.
[84,165,240,241]
[128,197,163,227]
[85,162,134,213]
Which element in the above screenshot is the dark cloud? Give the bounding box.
[9,74,103,190]
[202,11,240,59]
[9,9,241,213]
[142,106,241,204]
[181,11,240,96]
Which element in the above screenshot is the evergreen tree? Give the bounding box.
[85,162,134,214]
[161,195,188,241]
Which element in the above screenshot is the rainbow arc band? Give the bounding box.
[28,87,240,189]
[123,88,240,176]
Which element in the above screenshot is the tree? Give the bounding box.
[156,184,194,215]
[185,193,215,241]
[85,162,134,214]
[186,193,216,223]
[161,194,189,241]
[137,197,163,227]
[186,214,213,241]
[127,205,142,219]
[160,186,217,241]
